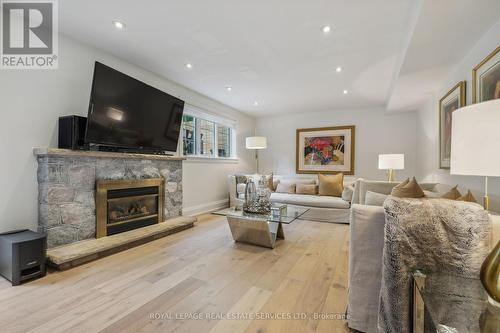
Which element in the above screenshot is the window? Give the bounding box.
[217,125,231,158]
[182,115,196,156]
[181,109,235,159]
[198,119,215,156]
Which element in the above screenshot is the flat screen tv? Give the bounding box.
[85,62,185,153]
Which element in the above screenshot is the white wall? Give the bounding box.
[256,108,417,181]
[0,36,255,233]
[416,19,500,212]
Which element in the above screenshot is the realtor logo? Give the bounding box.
[1,0,58,69]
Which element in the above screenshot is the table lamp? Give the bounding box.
[450,98,500,308]
[378,154,405,181]
[450,99,500,211]
[246,136,267,174]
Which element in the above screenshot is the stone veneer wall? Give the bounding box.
[37,154,183,248]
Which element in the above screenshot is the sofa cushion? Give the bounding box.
[365,191,388,206]
[342,184,355,202]
[318,173,344,197]
[423,190,440,198]
[270,192,350,209]
[296,184,318,195]
[276,182,296,194]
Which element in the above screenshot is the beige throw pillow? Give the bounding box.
[276,182,296,194]
[390,177,425,198]
[296,184,318,195]
[263,173,274,191]
[457,190,478,203]
[318,173,344,197]
[440,185,462,200]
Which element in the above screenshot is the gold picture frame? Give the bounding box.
[472,45,500,103]
[296,126,355,175]
[439,81,466,169]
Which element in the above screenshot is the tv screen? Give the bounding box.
[85,62,185,152]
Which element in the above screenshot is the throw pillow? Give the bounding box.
[390,177,425,198]
[235,174,248,184]
[272,179,280,192]
[276,182,296,194]
[457,190,478,203]
[440,185,462,200]
[296,183,318,195]
[365,191,388,206]
[342,184,355,202]
[262,173,274,191]
[318,173,344,197]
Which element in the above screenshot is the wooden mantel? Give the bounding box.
[33,148,186,161]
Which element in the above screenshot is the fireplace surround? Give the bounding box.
[35,148,185,248]
[96,178,164,238]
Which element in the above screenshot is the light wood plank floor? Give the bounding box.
[0,214,352,333]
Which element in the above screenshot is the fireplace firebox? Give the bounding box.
[96,178,164,238]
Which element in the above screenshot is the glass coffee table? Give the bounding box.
[215,205,309,248]
[412,270,500,333]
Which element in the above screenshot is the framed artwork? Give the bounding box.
[439,81,466,169]
[296,126,355,175]
[472,45,500,103]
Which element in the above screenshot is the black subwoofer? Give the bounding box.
[0,230,47,286]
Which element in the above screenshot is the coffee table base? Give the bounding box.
[226,216,284,249]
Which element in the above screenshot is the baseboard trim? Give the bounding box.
[183,199,229,216]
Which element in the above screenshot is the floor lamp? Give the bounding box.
[246,136,267,174]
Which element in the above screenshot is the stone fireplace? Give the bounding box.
[35,148,184,248]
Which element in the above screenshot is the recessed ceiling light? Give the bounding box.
[226,86,232,92]
[343,89,348,95]
[185,63,193,69]
[112,20,125,30]
[322,25,331,34]
[336,67,342,73]
[253,101,259,106]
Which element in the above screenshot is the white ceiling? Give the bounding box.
[387,0,500,112]
[59,0,500,117]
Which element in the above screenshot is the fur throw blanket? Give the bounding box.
[378,197,491,333]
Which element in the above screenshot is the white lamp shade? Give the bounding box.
[450,99,500,177]
[246,136,267,149]
[378,154,405,170]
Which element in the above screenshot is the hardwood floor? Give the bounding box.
[0,214,352,333]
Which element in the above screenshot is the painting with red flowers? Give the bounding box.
[296,126,355,175]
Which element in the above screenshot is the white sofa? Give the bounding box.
[227,174,356,224]
[347,179,500,333]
